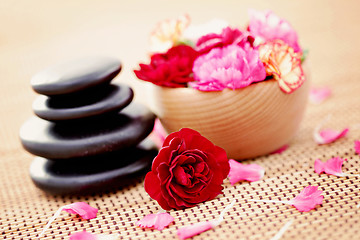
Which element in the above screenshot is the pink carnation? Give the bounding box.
[196,27,254,54]
[248,9,301,52]
[191,44,266,91]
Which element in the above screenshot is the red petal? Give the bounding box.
[212,146,230,178]
[144,171,171,210]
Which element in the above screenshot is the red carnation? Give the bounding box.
[134,45,199,88]
[144,128,230,210]
[196,27,255,54]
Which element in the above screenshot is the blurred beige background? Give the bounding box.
[1,0,359,164]
[1,1,360,239]
[1,1,359,153]
[0,0,357,170]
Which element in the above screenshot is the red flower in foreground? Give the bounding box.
[196,27,255,54]
[134,45,198,88]
[144,128,230,210]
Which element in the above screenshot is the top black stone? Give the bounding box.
[30,56,122,96]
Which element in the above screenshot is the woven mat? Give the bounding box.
[1,1,360,239]
[2,79,360,240]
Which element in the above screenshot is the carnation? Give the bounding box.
[134,45,198,88]
[144,128,230,210]
[248,9,301,52]
[196,27,255,54]
[191,44,266,91]
[134,10,305,94]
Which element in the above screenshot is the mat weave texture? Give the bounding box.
[1,77,360,240]
[1,1,360,239]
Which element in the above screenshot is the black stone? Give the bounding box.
[32,84,134,121]
[31,56,122,96]
[20,103,156,159]
[29,138,157,195]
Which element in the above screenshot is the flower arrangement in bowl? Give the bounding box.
[134,9,310,159]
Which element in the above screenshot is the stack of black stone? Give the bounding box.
[19,57,157,195]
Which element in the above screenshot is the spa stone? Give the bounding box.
[31,56,122,96]
[32,83,133,121]
[20,103,155,159]
[29,138,158,195]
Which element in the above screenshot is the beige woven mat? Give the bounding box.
[1,1,360,239]
[2,78,360,240]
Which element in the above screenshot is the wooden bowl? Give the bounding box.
[149,78,310,159]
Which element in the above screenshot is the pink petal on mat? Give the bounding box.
[38,202,98,238]
[63,202,98,220]
[136,212,174,230]
[69,231,120,240]
[271,145,288,154]
[177,221,215,240]
[314,157,347,177]
[313,117,349,144]
[288,186,324,212]
[177,200,235,239]
[309,86,332,104]
[228,159,265,185]
[69,231,97,240]
[355,140,360,155]
[150,119,168,149]
[315,128,349,144]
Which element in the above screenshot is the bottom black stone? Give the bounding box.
[29,139,157,195]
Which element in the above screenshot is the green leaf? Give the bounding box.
[301,49,309,63]
[175,39,195,48]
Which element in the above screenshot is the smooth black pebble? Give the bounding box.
[32,83,134,121]
[29,138,158,195]
[31,56,122,96]
[20,103,155,159]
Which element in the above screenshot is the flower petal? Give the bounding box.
[258,40,304,94]
[314,128,349,144]
[228,159,265,185]
[69,231,120,240]
[248,9,301,52]
[314,157,346,177]
[150,15,190,53]
[144,171,172,210]
[177,221,214,240]
[288,186,324,212]
[177,200,235,239]
[314,159,325,174]
[136,212,174,230]
[271,145,288,154]
[313,116,349,144]
[355,140,360,155]
[69,231,98,240]
[150,119,167,149]
[38,203,98,238]
[309,86,332,104]
[62,202,98,220]
[192,44,266,91]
